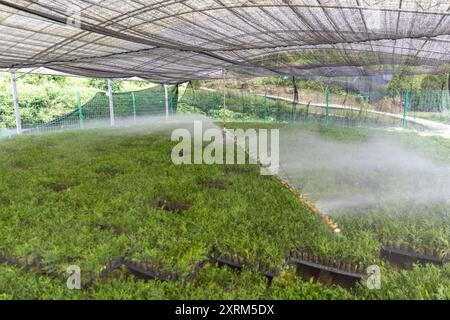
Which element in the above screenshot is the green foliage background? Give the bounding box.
[0,73,153,130]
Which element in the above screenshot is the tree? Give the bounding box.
[20,74,67,85]
[190,80,201,90]
[87,78,123,91]
[420,75,447,91]
[385,75,421,96]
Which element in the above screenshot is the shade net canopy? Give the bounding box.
[1,0,450,84]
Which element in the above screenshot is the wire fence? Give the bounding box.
[21,87,179,133]
[2,83,450,137]
[179,85,450,131]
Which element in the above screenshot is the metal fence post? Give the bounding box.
[131,92,137,123]
[403,89,409,129]
[10,71,22,134]
[325,90,330,126]
[223,69,227,128]
[169,96,174,115]
[212,93,216,119]
[164,84,169,120]
[77,91,84,129]
[108,79,115,127]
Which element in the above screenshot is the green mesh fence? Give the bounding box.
[406,90,450,125]
[178,84,450,130]
[25,86,179,133]
[3,82,450,136]
[178,85,392,128]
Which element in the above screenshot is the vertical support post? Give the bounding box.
[447,73,450,92]
[169,96,174,115]
[264,94,268,122]
[164,84,169,120]
[403,89,409,129]
[446,74,450,110]
[131,92,137,123]
[325,90,330,126]
[446,76,450,111]
[223,69,227,129]
[10,72,22,134]
[108,79,115,127]
[77,91,84,129]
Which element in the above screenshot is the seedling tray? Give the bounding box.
[212,253,279,280]
[287,256,364,289]
[381,246,445,268]
[124,260,175,281]
[288,257,364,279]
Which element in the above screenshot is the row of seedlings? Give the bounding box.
[379,239,449,269]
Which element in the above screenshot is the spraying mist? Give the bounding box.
[278,126,450,215]
[0,114,217,137]
[4,115,450,218]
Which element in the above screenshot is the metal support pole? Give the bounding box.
[164,84,169,120]
[325,90,330,126]
[448,73,450,94]
[77,91,84,129]
[108,79,115,127]
[10,72,22,134]
[169,96,174,115]
[403,89,409,129]
[441,89,445,113]
[223,69,227,128]
[131,92,137,123]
